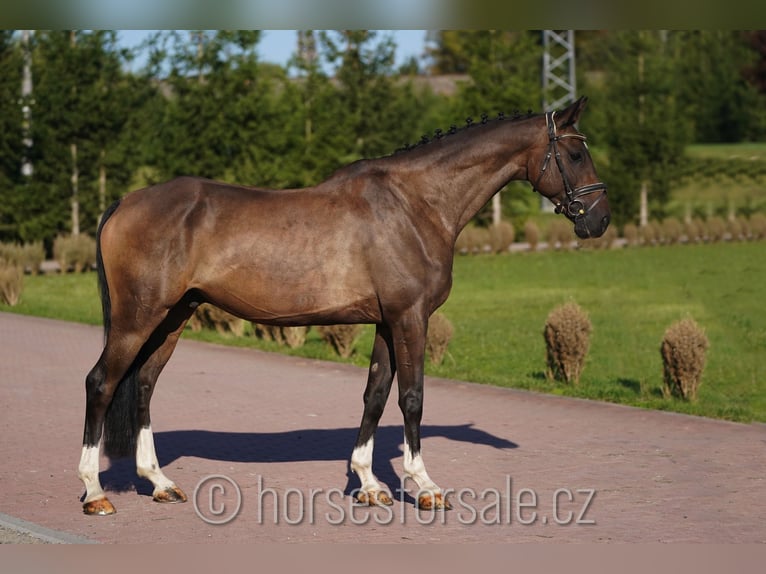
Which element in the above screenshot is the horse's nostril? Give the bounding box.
[601,215,610,234]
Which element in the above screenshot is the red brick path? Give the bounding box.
[1,312,764,543]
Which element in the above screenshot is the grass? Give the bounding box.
[3,241,765,422]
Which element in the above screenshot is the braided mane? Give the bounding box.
[393,109,536,155]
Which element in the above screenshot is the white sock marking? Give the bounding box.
[78,445,105,503]
[403,435,440,493]
[350,437,384,493]
[136,426,175,492]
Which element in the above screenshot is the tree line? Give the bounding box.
[1,30,764,249]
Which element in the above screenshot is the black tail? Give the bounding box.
[103,364,140,458]
[95,200,140,459]
[95,200,121,345]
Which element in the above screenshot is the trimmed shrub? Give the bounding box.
[0,261,23,306]
[684,218,703,243]
[638,221,659,246]
[727,217,745,241]
[426,311,454,365]
[660,318,709,402]
[281,326,309,348]
[543,302,591,385]
[0,242,43,273]
[189,304,245,337]
[660,217,683,245]
[733,216,750,241]
[53,234,97,272]
[455,225,490,254]
[748,213,766,240]
[523,220,540,251]
[547,218,573,250]
[253,323,283,342]
[488,221,514,253]
[21,241,45,274]
[705,216,727,242]
[622,223,639,246]
[587,224,617,250]
[252,324,308,348]
[318,324,363,358]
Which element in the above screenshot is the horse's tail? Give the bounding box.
[96,200,120,345]
[96,200,139,459]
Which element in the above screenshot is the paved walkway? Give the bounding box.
[0,312,764,543]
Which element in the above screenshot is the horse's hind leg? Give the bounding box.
[134,302,195,504]
[351,324,396,506]
[79,332,149,515]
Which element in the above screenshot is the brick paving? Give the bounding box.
[0,312,764,543]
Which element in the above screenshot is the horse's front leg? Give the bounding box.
[392,310,451,510]
[350,324,396,506]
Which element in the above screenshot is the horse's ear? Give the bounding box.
[558,96,588,128]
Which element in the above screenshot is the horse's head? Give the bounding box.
[528,97,610,239]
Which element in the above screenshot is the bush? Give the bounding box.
[426,312,454,365]
[546,218,573,250]
[727,217,746,241]
[587,224,617,250]
[638,221,660,246]
[622,223,639,246]
[455,225,490,255]
[488,221,514,253]
[660,318,709,402]
[0,241,44,274]
[705,216,727,242]
[189,304,245,337]
[543,302,591,385]
[318,324,363,358]
[53,234,97,272]
[684,218,703,243]
[660,217,683,245]
[748,213,766,240]
[0,261,23,306]
[523,220,540,251]
[252,324,308,348]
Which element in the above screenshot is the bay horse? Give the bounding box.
[78,96,609,515]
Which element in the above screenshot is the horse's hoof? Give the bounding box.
[418,491,451,511]
[83,497,116,516]
[357,490,394,506]
[153,486,188,504]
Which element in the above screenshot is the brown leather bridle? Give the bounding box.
[532,110,608,221]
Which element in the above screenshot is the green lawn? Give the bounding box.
[4,241,765,422]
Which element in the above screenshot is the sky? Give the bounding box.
[117,30,429,71]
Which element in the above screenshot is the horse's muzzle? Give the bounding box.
[574,213,610,239]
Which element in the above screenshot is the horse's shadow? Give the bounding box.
[101,423,518,504]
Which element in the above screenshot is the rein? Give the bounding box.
[533,110,607,220]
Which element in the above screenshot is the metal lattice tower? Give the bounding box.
[540,31,576,211]
[542,30,576,112]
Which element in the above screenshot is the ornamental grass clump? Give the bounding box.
[660,318,709,402]
[53,234,97,272]
[488,221,515,253]
[426,311,454,365]
[523,220,540,251]
[318,324,363,358]
[543,302,592,385]
[189,304,246,336]
[252,323,308,348]
[0,260,23,306]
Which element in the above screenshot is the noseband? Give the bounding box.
[533,111,607,220]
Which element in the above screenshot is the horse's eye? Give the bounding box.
[570,151,583,162]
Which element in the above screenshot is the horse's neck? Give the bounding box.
[393,118,540,241]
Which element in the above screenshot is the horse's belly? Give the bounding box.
[201,276,381,326]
